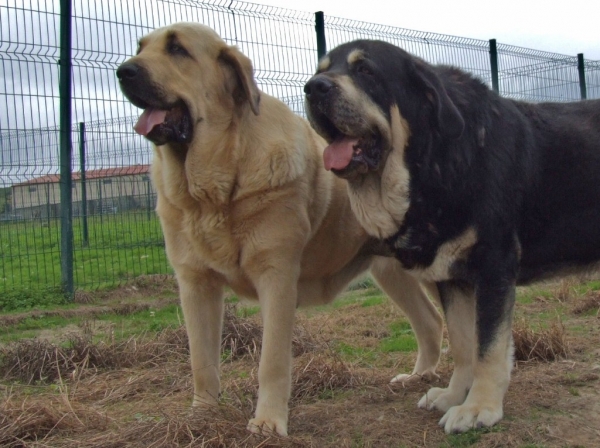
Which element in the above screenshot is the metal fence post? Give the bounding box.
[315,11,327,60]
[489,39,499,94]
[79,122,89,246]
[146,177,152,221]
[577,53,587,100]
[59,0,74,299]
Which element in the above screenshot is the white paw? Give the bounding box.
[390,369,439,384]
[247,416,288,437]
[417,387,467,412]
[439,403,503,434]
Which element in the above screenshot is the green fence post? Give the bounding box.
[577,53,587,100]
[59,0,74,299]
[489,39,499,94]
[315,11,327,60]
[79,122,89,246]
[46,182,51,227]
[146,177,152,221]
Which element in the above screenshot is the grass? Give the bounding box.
[0,212,171,311]
[361,296,385,307]
[0,287,68,312]
[0,276,599,447]
[379,320,417,353]
[0,301,183,344]
[0,315,77,341]
[444,429,483,447]
[335,342,378,363]
[95,303,183,335]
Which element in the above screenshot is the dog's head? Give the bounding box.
[304,40,464,180]
[116,23,260,146]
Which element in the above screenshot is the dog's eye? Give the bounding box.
[168,42,190,57]
[357,64,373,76]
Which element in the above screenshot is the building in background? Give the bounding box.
[11,165,154,220]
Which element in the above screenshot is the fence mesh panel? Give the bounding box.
[1,0,598,300]
[323,17,493,87]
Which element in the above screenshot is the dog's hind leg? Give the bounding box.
[418,282,475,411]
[371,257,443,383]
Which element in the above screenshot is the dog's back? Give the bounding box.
[515,99,600,281]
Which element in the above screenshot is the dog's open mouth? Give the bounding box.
[317,118,382,178]
[324,134,380,172]
[307,105,382,178]
[133,102,192,145]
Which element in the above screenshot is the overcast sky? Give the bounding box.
[258,0,600,60]
[2,0,598,186]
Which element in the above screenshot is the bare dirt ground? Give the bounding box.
[1,280,599,447]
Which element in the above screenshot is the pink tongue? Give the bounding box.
[134,108,168,136]
[323,138,358,171]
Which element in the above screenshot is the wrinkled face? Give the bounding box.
[304,40,464,180]
[116,23,259,146]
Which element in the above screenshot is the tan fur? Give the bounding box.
[348,105,412,238]
[409,227,478,282]
[120,23,443,436]
[317,56,331,72]
[418,287,476,412]
[347,49,366,65]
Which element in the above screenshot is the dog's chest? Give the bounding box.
[387,222,477,283]
[182,206,241,273]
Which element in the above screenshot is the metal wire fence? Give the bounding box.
[1,0,599,302]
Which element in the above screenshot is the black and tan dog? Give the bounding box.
[116,24,444,436]
[304,40,600,433]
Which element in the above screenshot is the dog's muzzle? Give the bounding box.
[304,74,336,102]
[117,61,193,145]
[304,74,381,178]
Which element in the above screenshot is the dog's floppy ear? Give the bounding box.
[219,45,261,115]
[412,60,464,140]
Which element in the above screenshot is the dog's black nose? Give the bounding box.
[116,63,140,81]
[304,76,334,98]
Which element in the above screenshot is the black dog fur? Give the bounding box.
[304,39,600,432]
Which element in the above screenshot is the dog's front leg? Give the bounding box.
[439,243,517,433]
[246,265,299,436]
[177,267,225,408]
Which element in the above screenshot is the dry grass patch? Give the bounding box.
[571,292,600,315]
[291,354,369,402]
[0,392,109,447]
[513,318,570,362]
[554,277,579,302]
[0,305,320,385]
[65,403,309,448]
[222,306,320,362]
[0,328,189,384]
[2,284,599,447]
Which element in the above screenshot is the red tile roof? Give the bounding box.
[14,165,151,186]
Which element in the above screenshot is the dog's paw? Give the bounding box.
[391,369,439,384]
[439,403,503,434]
[247,416,288,437]
[191,392,219,409]
[417,387,467,412]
